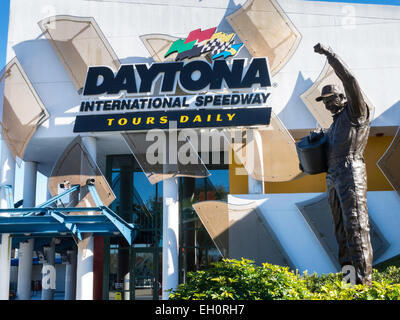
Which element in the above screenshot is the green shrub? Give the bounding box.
[310,279,400,300]
[169,258,400,300]
[169,258,312,300]
[372,266,400,284]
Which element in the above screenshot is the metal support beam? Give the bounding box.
[49,211,83,241]
[88,184,136,245]
[22,185,80,217]
[100,206,136,245]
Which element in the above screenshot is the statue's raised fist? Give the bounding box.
[314,43,329,55]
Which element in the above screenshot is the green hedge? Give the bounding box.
[169,258,400,300]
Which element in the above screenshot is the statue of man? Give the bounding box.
[314,43,373,285]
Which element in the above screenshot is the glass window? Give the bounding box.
[107,154,162,245]
[106,152,228,296]
[179,152,229,281]
[106,155,162,300]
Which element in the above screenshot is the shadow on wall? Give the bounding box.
[371,100,400,127]
[277,71,317,129]
[215,0,251,60]
[12,38,81,123]
[227,207,294,268]
[218,0,242,32]
[12,38,159,111]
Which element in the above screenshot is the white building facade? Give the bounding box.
[0,0,399,300]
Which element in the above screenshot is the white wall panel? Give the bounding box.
[229,191,400,274]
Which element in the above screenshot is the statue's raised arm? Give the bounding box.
[314,43,368,121]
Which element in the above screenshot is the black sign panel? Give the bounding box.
[73,107,271,133]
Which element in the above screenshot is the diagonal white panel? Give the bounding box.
[38,15,121,92]
[229,192,400,274]
[192,199,295,268]
[140,34,180,63]
[226,0,302,76]
[0,58,49,160]
[48,136,116,211]
[377,127,400,196]
[225,112,304,182]
[122,131,210,185]
[295,193,390,268]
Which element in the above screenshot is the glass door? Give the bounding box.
[131,248,161,300]
[106,243,161,300]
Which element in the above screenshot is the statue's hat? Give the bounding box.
[316,84,342,102]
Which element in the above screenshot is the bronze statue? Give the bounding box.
[314,43,373,285]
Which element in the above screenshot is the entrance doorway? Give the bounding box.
[106,242,161,300]
[131,248,161,300]
[103,153,229,299]
[104,155,162,300]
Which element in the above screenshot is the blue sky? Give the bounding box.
[306,0,400,5]
[0,0,9,70]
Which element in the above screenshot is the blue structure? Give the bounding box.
[0,182,137,245]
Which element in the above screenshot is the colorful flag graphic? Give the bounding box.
[164,27,243,61]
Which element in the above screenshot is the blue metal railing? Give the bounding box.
[0,181,137,245]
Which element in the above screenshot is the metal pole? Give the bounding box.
[0,141,15,300]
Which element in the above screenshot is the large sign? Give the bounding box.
[74,28,272,133]
[82,58,271,96]
[78,92,271,112]
[73,107,272,132]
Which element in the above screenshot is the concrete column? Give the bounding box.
[82,136,97,172]
[16,239,34,300]
[41,241,56,300]
[16,161,37,300]
[76,236,94,300]
[0,140,15,300]
[247,129,265,194]
[76,136,96,300]
[0,234,12,300]
[22,161,37,207]
[162,178,179,300]
[10,256,18,295]
[64,250,77,300]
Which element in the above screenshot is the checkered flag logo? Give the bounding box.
[165,27,242,61]
[201,38,234,56]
